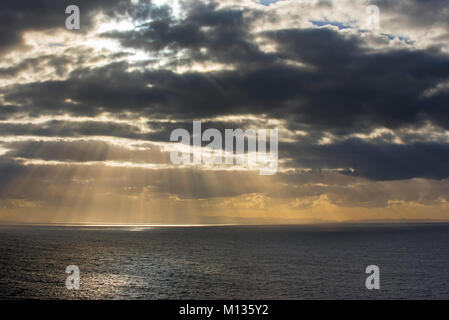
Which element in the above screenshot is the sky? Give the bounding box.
[0,0,449,225]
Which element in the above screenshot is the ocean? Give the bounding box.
[0,223,448,299]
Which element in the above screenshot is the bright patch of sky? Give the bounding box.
[310,20,353,30]
[254,0,282,6]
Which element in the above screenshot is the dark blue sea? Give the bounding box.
[0,223,448,299]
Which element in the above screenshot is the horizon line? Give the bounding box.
[1,220,449,228]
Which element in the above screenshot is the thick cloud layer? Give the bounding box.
[1,0,449,223]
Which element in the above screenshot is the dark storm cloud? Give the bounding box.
[103,1,273,67]
[0,0,142,53]
[0,105,22,120]
[0,119,144,138]
[0,118,278,145]
[282,139,449,181]
[3,140,171,163]
[0,158,27,190]
[0,55,73,78]
[268,28,449,130]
